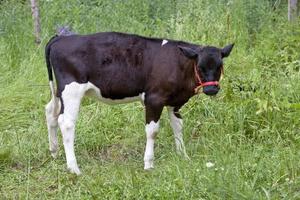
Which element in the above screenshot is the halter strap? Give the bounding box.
[194,63,222,94]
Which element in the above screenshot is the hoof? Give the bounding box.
[144,166,154,170]
[176,149,190,160]
[50,150,58,158]
[144,161,154,170]
[184,154,190,160]
[68,165,81,175]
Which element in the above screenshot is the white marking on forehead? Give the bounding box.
[161,39,168,46]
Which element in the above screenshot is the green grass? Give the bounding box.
[0,0,300,199]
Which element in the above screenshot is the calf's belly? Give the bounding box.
[83,81,145,105]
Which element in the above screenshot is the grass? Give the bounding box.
[0,0,300,199]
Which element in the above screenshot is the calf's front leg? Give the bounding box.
[144,96,164,170]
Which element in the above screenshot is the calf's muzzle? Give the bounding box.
[203,84,219,96]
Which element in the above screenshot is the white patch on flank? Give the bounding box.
[168,107,189,159]
[56,81,145,174]
[144,120,159,170]
[161,39,168,46]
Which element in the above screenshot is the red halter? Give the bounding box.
[194,63,223,94]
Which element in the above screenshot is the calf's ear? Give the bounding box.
[178,46,198,59]
[221,43,234,58]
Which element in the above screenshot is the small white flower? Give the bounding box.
[206,162,215,168]
[220,167,224,171]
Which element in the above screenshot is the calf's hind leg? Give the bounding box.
[45,96,61,158]
[58,82,87,175]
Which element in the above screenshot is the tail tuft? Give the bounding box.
[56,25,76,36]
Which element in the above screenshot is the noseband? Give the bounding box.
[194,63,223,94]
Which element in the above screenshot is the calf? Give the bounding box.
[45,30,234,174]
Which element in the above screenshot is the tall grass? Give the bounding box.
[0,0,299,199]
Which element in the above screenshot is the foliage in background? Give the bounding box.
[0,0,299,199]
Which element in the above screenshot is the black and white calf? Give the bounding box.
[45,31,234,174]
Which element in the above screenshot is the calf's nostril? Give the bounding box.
[203,86,219,95]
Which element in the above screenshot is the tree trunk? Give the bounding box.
[30,0,41,44]
[288,0,298,21]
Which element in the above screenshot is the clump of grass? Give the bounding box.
[0,148,13,170]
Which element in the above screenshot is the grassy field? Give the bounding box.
[0,0,300,199]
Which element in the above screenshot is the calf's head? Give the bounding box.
[179,44,234,96]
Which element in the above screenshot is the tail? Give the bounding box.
[45,26,76,97]
[56,25,76,36]
[45,35,61,97]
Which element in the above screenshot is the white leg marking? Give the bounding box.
[144,121,159,170]
[58,82,87,175]
[168,107,189,159]
[45,98,60,158]
[45,81,61,158]
[161,39,168,46]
